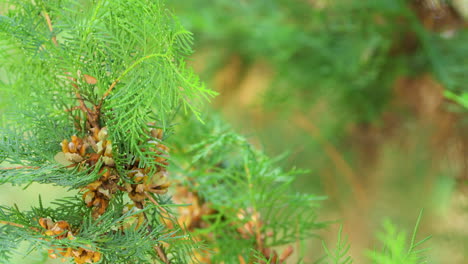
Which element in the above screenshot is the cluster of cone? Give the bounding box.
[164,185,214,263]
[39,218,101,264]
[236,209,293,264]
[124,127,170,209]
[168,184,293,263]
[54,125,170,263]
[165,185,214,231]
[82,166,119,218]
[61,127,119,218]
[61,127,114,167]
[60,126,170,217]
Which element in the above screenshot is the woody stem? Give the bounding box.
[0,220,25,228]
[0,166,39,170]
[144,192,168,214]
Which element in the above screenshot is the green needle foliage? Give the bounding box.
[170,113,328,262]
[0,0,326,263]
[367,211,432,264]
[321,211,431,264]
[321,226,353,264]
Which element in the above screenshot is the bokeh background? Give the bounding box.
[167,0,468,263]
[1,0,468,263]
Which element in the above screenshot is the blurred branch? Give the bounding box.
[294,114,367,208]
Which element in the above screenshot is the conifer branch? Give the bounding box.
[0,1,329,263]
[142,210,171,264]
[294,113,367,207]
[42,8,99,129]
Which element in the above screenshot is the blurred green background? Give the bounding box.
[1,0,468,263]
[166,0,468,263]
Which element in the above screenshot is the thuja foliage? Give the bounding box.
[167,113,328,263]
[0,0,326,263]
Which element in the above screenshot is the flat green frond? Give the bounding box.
[321,225,353,264]
[366,212,431,264]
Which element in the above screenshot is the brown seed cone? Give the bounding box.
[150,128,163,140]
[145,170,170,194]
[82,167,119,218]
[60,127,115,168]
[167,185,215,231]
[40,218,72,240]
[61,139,70,153]
[61,135,89,164]
[38,218,102,263]
[57,247,73,259]
[73,247,101,264]
[83,188,111,218]
[39,217,54,230]
[128,190,147,209]
[125,167,171,207]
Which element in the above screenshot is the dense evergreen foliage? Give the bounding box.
[0,0,442,263]
[0,0,325,263]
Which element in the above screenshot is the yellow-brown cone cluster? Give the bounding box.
[125,128,170,208]
[60,127,114,167]
[236,209,293,264]
[82,167,119,218]
[61,127,119,218]
[165,185,294,263]
[161,184,215,263]
[57,125,172,262]
[60,125,172,216]
[167,185,214,230]
[39,218,101,264]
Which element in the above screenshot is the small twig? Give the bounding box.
[65,75,100,129]
[238,255,247,264]
[154,245,170,264]
[0,220,25,228]
[71,114,83,132]
[95,80,118,113]
[295,219,300,261]
[144,192,168,215]
[0,166,40,170]
[102,80,119,102]
[74,90,94,124]
[0,220,41,233]
[253,214,263,253]
[42,11,58,46]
